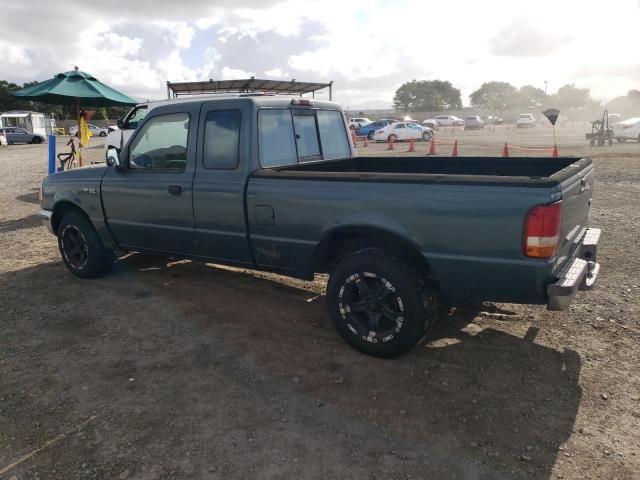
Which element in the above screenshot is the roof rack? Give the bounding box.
[166,78,333,100]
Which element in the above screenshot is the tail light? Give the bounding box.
[523,201,563,258]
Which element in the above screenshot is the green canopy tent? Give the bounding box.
[11,66,137,168]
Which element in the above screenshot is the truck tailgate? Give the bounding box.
[554,162,594,270]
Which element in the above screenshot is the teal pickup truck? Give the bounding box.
[39,95,600,357]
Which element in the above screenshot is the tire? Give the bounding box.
[422,131,432,141]
[388,134,398,142]
[326,248,438,358]
[99,131,107,137]
[31,137,42,144]
[57,211,114,279]
[617,138,626,143]
[367,131,375,140]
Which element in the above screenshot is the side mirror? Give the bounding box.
[106,147,122,168]
[116,117,125,130]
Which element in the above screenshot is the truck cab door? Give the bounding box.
[191,101,254,265]
[101,103,199,255]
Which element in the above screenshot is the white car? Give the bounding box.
[612,117,640,142]
[348,117,372,130]
[434,115,464,127]
[69,123,109,137]
[372,122,433,142]
[422,118,439,130]
[516,113,536,128]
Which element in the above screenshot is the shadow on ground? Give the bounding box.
[0,255,582,479]
[0,214,41,233]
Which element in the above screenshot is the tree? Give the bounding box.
[552,84,598,109]
[518,85,546,108]
[627,89,640,106]
[469,81,519,111]
[393,80,461,112]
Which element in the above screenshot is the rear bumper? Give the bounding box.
[547,227,601,311]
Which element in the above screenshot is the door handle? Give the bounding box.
[168,185,182,195]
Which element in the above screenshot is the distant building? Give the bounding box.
[0,110,52,136]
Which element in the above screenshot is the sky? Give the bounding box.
[1,0,639,109]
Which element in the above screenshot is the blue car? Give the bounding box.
[356,120,396,139]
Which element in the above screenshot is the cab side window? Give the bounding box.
[203,110,241,169]
[129,113,189,170]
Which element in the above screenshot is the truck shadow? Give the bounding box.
[0,214,42,234]
[0,255,581,479]
[114,253,581,479]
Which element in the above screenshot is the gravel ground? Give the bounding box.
[0,126,639,480]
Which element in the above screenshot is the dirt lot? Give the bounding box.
[0,127,639,480]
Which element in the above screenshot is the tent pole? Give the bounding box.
[76,97,83,167]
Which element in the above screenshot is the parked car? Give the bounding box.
[40,95,600,358]
[608,113,622,124]
[68,123,109,137]
[356,120,395,139]
[612,117,640,142]
[486,116,504,125]
[0,127,46,144]
[464,116,484,130]
[421,119,439,130]
[348,117,372,130]
[372,122,433,142]
[434,115,464,127]
[516,113,536,128]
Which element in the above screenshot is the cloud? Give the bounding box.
[265,68,287,78]
[1,0,640,107]
[489,22,573,57]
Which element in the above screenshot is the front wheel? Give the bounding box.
[367,131,375,140]
[99,131,107,137]
[31,137,42,144]
[327,248,438,358]
[57,211,114,279]
[422,131,432,141]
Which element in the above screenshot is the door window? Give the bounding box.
[129,113,189,170]
[203,110,241,169]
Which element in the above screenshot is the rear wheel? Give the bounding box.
[388,134,398,142]
[367,131,375,140]
[57,211,114,279]
[327,248,438,358]
[99,131,107,137]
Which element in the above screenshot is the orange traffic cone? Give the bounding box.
[452,140,459,157]
[363,136,369,147]
[428,138,436,155]
[551,143,558,158]
[351,130,357,148]
[387,136,394,150]
[408,137,415,152]
[502,142,509,158]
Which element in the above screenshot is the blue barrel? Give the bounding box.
[48,134,56,175]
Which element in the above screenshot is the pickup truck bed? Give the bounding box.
[254,156,586,185]
[248,156,595,306]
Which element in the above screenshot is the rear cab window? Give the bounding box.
[259,108,350,168]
